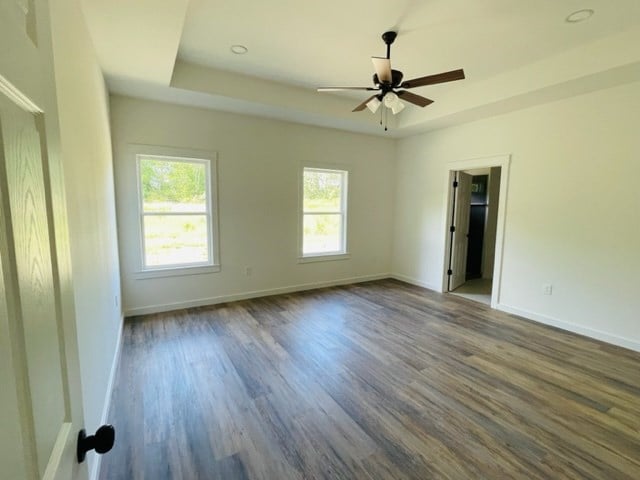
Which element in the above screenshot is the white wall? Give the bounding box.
[49,0,122,476]
[393,81,640,351]
[110,96,396,315]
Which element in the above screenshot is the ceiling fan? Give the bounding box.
[317,31,465,119]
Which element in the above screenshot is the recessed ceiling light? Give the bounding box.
[565,9,594,23]
[230,45,248,55]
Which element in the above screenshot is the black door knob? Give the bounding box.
[77,425,115,463]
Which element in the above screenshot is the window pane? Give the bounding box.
[303,214,342,254]
[143,215,209,267]
[303,170,343,213]
[140,157,207,212]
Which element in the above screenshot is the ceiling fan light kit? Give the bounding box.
[384,92,405,115]
[317,30,465,130]
[366,96,381,113]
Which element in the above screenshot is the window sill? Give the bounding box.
[298,253,351,264]
[134,264,221,279]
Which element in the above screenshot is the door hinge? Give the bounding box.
[449,225,456,233]
[447,269,453,276]
[453,181,459,188]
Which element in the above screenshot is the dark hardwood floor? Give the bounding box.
[99,279,640,479]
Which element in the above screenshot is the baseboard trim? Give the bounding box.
[497,303,640,353]
[390,273,442,292]
[90,313,124,480]
[124,273,391,317]
[389,274,639,353]
[123,275,639,352]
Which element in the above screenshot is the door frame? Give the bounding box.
[441,154,511,307]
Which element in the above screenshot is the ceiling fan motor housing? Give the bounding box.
[373,70,404,90]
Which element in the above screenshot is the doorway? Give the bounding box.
[442,155,510,308]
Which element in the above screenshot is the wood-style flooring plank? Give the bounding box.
[100,279,640,480]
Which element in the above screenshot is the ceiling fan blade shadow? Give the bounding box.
[392,0,419,32]
[352,94,380,112]
[317,87,379,92]
[401,69,465,89]
[397,90,433,107]
[372,57,392,83]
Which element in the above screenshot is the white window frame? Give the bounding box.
[133,146,220,279]
[298,165,350,263]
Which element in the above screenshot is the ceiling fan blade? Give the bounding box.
[371,57,392,84]
[401,69,465,89]
[352,94,379,112]
[397,90,434,107]
[317,87,379,92]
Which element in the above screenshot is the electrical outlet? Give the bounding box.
[115,295,119,307]
[244,266,252,276]
[543,284,553,295]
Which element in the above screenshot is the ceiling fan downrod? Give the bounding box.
[381,31,397,59]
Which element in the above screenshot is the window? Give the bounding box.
[136,152,219,275]
[301,167,348,259]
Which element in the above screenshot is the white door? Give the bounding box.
[0,1,88,479]
[449,172,472,291]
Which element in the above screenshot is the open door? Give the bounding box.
[1,2,89,479]
[448,171,472,291]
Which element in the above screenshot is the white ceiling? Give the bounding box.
[82,0,640,137]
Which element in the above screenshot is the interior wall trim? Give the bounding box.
[389,275,640,353]
[390,273,442,292]
[124,273,391,317]
[91,314,125,480]
[497,303,640,353]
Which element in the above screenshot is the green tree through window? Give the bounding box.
[138,155,212,268]
[141,158,206,206]
[302,168,348,255]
